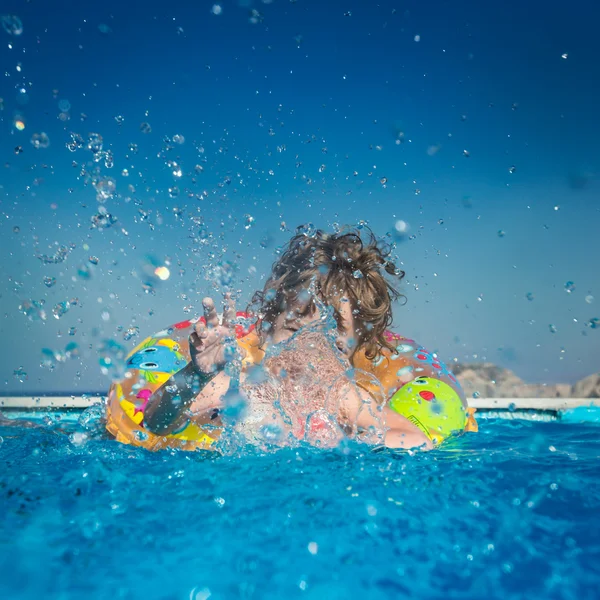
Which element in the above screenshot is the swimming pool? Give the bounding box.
[1,418,598,599]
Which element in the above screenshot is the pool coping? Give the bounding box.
[1,395,598,411]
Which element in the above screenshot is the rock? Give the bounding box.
[453,362,583,398]
[572,373,600,398]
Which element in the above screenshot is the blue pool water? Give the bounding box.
[1,419,598,600]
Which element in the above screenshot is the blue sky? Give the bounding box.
[1,0,599,393]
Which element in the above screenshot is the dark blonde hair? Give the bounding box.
[249,225,405,360]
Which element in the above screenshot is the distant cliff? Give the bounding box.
[454,363,600,399]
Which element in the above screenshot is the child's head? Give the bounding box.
[250,225,405,361]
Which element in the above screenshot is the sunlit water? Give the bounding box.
[1,419,599,599]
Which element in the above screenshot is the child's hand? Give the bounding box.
[189,293,238,376]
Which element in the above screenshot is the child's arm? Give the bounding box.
[339,386,432,450]
[144,295,238,434]
[143,368,230,434]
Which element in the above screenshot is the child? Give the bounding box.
[141,227,433,450]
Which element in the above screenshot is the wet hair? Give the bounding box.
[249,225,405,361]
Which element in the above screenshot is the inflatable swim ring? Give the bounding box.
[105,316,477,450]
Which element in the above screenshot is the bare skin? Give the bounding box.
[186,293,431,450]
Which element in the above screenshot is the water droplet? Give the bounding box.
[98,340,128,382]
[585,295,594,304]
[392,219,410,241]
[380,177,388,186]
[352,269,364,279]
[549,324,557,334]
[526,292,534,302]
[208,261,237,289]
[169,161,182,178]
[86,133,103,155]
[40,348,57,370]
[472,391,480,399]
[564,281,575,293]
[69,431,89,447]
[114,115,124,125]
[104,150,114,169]
[52,301,70,319]
[13,225,20,233]
[168,186,180,198]
[508,165,516,174]
[91,211,117,229]
[78,404,105,434]
[561,53,568,59]
[65,342,80,359]
[134,430,149,442]
[154,266,170,281]
[140,122,152,134]
[497,230,506,237]
[66,132,84,152]
[260,423,284,444]
[56,97,70,112]
[123,326,139,341]
[13,366,27,382]
[172,134,185,144]
[94,177,116,203]
[244,214,255,229]
[463,149,470,157]
[588,318,599,330]
[89,256,99,265]
[77,264,92,280]
[211,4,223,15]
[249,9,263,24]
[20,300,47,321]
[260,234,273,249]
[31,132,50,149]
[98,23,112,35]
[37,245,70,264]
[1,15,23,36]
